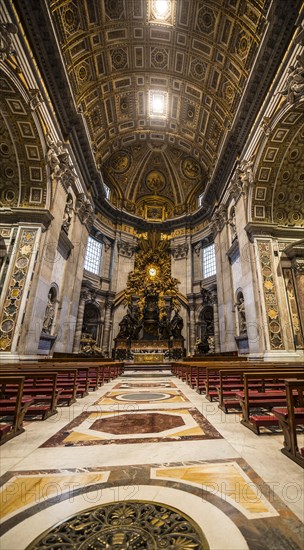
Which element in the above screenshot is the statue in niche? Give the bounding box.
[228,206,237,242]
[62,193,73,234]
[171,310,184,338]
[42,288,56,334]
[236,294,247,335]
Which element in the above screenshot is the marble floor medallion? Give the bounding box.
[25,500,208,549]
[113,382,176,389]
[95,388,189,404]
[41,408,222,446]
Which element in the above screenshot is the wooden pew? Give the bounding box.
[272,379,304,468]
[197,362,299,400]
[1,371,61,420]
[217,366,302,412]
[0,376,34,444]
[237,370,304,434]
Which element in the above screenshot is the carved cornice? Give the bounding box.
[0,208,53,231]
[245,223,304,242]
[283,239,304,259]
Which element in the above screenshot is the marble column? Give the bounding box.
[188,296,196,355]
[102,295,115,355]
[72,289,89,352]
[292,259,304,339]
[210,285,220,353]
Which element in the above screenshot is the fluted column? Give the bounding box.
[73,290,88,352]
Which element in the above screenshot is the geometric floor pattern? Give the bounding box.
[40,406,222,447]
[1,370,303,550]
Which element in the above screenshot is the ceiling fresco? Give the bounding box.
[46,0,270,221]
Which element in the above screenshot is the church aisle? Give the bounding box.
[0,370,303,550]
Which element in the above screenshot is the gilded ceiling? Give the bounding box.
[46,0,271,221]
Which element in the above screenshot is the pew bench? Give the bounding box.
[217,368,297,412]
[0,376,35,444]
[1,372,60,420]
[272,379,304,468]
[237,371,304,434]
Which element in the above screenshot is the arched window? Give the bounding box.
[202,244,216,278]
[84,236,102,275]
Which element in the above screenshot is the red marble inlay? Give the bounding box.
[90,413,185,434]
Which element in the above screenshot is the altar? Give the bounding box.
[133,352,164,364]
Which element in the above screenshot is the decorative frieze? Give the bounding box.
[171,243,189,260]
[75,193,95,228]
[117,240,137,258]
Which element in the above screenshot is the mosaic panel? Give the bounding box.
[0,229,38,351]
[257,240,284,350]
[41,408,222,447]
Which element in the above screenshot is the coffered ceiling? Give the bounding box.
[14,0,302,226]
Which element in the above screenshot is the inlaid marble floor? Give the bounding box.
[0,370,303,549]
